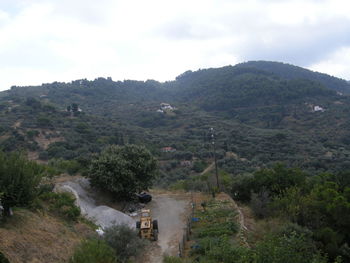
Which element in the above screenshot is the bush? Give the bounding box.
[70,239,116,263]
[39,192,80,221]
[103,224,147,262]
[49,159,81,175]
[0,151,44,216]
[253,231,328,263]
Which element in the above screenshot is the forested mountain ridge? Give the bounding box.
[235,60,350,94]
[1,61,350,179]
[166,65,337,112]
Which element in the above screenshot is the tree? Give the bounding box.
[0,151,44,216]
[89,144,157,200]
[72,103,79,112]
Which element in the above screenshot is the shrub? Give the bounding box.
[253,231,328,263]
[70,239,116,263]
[39,192,80,221]
[103,224,147,262]
[0,151,44,216]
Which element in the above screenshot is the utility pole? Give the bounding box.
[210,128,219,189]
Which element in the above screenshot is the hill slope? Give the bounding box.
[235,61,350,94]
[1,61,350,181]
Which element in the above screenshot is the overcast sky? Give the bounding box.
[0,0,349,91]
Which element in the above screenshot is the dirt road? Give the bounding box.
[55,176,191,262]
[140,192,191,263]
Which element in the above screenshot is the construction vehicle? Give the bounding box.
[136,209,158,241]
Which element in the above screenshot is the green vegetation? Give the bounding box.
[103,224,147,263]
[190,199,241,262]
[89,144,157,200]
[70,224,146,263]
[36,192,81,221]
[0,151,44,217]
[190,196,335,263]
[70,239,116,263]
[230,166,350,262]
[236,61,350,94]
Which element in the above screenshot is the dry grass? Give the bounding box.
[0,209,93,263]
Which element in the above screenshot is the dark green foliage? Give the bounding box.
[253,163,306,196]
[0,252,9,263]
[103,224,147,263]
[2,61,350,181]
[231,164,306,203]
[253,231,328,263]
[89,144,157,200]
[0,151,44,215]
[38,192,80,221]
[70,239,116,263]
[193,160,207,173]
[26,129,40,139]
[48,159,81,175]
[256,170,350,261]
[236,61,350,94]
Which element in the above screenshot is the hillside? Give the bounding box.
[1,61,350,181]
[0,209,92,263]
[235,61,350,94]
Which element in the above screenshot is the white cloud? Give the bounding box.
[309,47,350,79]
[0,0,350,91]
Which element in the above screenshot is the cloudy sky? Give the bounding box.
[0,0,350,91]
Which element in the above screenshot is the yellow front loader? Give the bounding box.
[136,209,158,241]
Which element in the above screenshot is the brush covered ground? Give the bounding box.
[0,208,93,263]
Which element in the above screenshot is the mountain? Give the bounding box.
[1,61,350,182]
[235,61,350,94]
[167,65,337,112]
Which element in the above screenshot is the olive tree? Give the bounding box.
[89,144,157,200]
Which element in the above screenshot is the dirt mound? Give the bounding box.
[55,177,135,229]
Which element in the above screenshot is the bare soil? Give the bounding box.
[138,191,191,263]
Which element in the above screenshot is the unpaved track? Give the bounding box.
[140,192,190,263]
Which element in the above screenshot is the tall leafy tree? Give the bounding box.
[89,144,157,200]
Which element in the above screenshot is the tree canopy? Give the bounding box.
[89,144,157,200]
